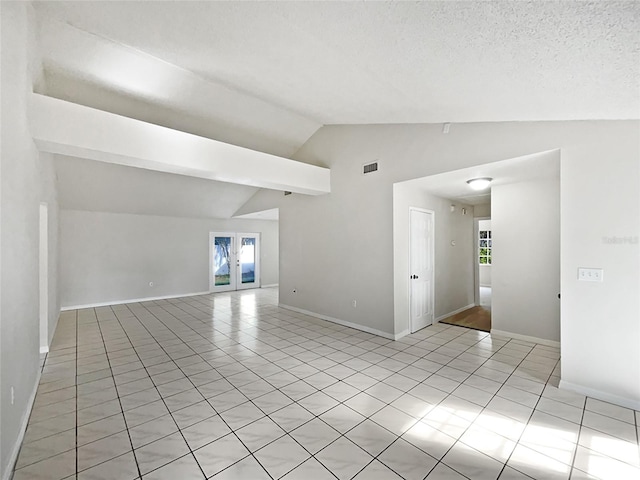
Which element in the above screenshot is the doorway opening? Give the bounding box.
[440,216,492,331]
[210,232,261,292]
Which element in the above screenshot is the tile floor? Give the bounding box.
[13,287,640,480]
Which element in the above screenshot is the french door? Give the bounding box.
[210,232,260,292]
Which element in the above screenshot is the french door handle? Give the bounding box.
[410,275,419,279]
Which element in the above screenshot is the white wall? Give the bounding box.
[284,120,639,408]
[0,3,60,477]
[559,126,640,409]
[60,210,279,308]
[479,265,492,287]
[478,219,492,287]
[474,203,491,218]
[39,153,60,348]
[491,178,560,342]
[393,185,474,334]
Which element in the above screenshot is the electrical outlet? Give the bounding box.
[578,268,604,282]
[352,300,357,308]
[11,386,14,405]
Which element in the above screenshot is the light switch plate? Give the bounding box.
[578,268,603,282]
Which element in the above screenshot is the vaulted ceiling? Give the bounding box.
[33,1,639,217]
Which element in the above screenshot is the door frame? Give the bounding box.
[409,207,435,333]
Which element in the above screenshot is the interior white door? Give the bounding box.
[210,232,260,292]
[410,209,434,333]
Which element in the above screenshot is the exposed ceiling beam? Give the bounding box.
[29,93,331,195]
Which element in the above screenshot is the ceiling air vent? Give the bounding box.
[363,161,379,175]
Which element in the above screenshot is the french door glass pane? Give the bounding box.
[214,237,232,286]
[240,237,256,284]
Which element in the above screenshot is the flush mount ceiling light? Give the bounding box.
[466,177,493,191]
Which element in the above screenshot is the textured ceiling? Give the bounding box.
[34,1,640,126]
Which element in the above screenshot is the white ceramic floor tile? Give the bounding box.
[253,434,311,479]
[135,431,190,475]
[280,457,336,480]
[316,436,373,480]
[402,421,458,460]
[268,403,314,432]
[210,456,271,479]
[424,462,467,479]
[77,430,132,472]
[182,414,232,450]
[320,404,366,433]
[346,419,398,456]
[78,452,139,480]
[235,416,285,452]
[378,438,438,480]
[193,432,250,478]
[142,454,205,480]
[19,289,640,480]
[352,459,403,479]
[442,441,505,480]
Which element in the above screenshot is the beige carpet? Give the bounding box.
[439,306,491,332]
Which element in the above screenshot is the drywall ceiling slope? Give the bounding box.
[37,18,321,158]
[233,189,289,218]
[34,1,640,124]
[54,155,259,220]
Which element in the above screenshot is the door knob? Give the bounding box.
[410,275,419,279]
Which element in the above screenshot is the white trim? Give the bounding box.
[39,346,49,354]
[490,329,560,348]
[3,371,41,480]
[394,329,410,341]
[436,303,476,323]
[61,291,210,311]
[279,304,397,340]
[262,284,279,288]
[559,380,640,411]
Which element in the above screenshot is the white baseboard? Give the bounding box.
[436,303,476,323]
[61,290,211,311]
[393,329,410,341]
[3,370,41,480]
[490,329,560,348]
[559,379,640,411]
[278,304,397,340]
[262,284,279,288]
